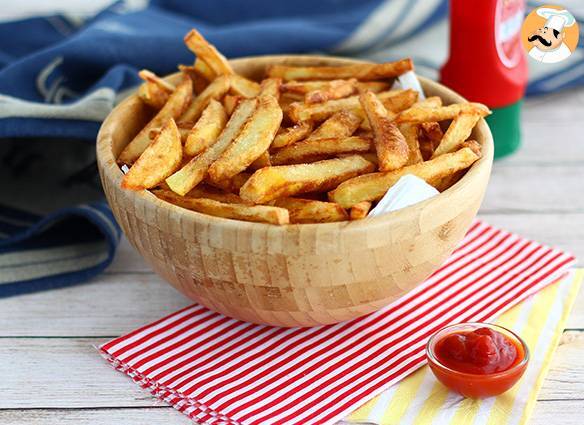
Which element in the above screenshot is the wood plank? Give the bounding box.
[523,88,584,125]
[481,164,584,213]
[0,408,190,425]
[531,400,584,425]
[0,338,159,409]
[0,274,190,337]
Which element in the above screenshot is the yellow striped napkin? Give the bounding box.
[345,269,583,425]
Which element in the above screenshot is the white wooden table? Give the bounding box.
[1,88,583,424]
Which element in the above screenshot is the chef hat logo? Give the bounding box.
[521,5,580,64]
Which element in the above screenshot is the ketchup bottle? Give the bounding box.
[440,0,528,158]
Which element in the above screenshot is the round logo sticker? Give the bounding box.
[521,5,580,64]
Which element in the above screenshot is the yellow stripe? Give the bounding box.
[408,380,450,424]
[518,270,583,425]
[347,391,380,422]
[378,366,428,424]
[485,280,562,425]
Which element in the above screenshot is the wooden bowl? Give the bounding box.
[97,55,493,327]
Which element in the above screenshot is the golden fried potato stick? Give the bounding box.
[259,78,282,100]
[223,94,241,115]
[274,198,349,223]
[249,150,271,170]
[180,75,230,123]
[149,124,191,144]
[165,98,257,196]
[419,122,443,160]
[281,80,389,95]
[329,147,480,208]
[305,79,357,104]
[154,190,289,225]
[179,63,210,93]
[267,58,413,81]
[432,140,483,191]
[118,78,192,165]
[270,122,313,150]
[184,29,234,76]
[122,119,182,190]
[432,113,481,158]
[399,123,423,165]
[154,185,248,204]
[395,102,490,124]
[240,155,375,204]
[184,99,228,156]
[194,58,216,80]
[206,172,251,193]
[208,95,282,182]
[137,70,175,109]
[359,91,409,171]
[288,89,415,122]
[350,201,372,220]
[415,96,442,109]
[306,110,361,141]
[229,74,261,98]
[270,136,372,165]
[381,89,419,114]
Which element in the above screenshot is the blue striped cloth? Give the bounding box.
[1,0,582,297]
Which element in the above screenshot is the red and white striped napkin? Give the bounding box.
[100,220,575,425]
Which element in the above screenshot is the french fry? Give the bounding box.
[350,201,372,220]
[355,81,392,93]
[206,172,251,193]
[229,74,261,98]
[270,122,313,150]
[419,122,443,160]
[249,150,271,170]
[270,136,372,165]
[122,119,182,190]
[381,89,419,114]
[288,89,414,122]
[395,102,490,124]
[165,98,257,195]
[306,110,361,141]
[118,78,192,165]
[154,191,289,225]
[274,198,348,223]
[149,125,191,144]
[460,139,482,156]
[305,79,357,104]
[137,70,175,109]
[184,99,228,156]
[432,141,482,192]
[259,78,282,100]
[399,123,423,165]
[240,155,375,204]
[432,113,481,158]
[138,69,175,92]
[179,63,210,93]
[415,96,442,109]
[154,185,248,205]
[329,147,480,207]
[267,58,413,81]
[223,94,241,115]
[180,75,230,123]
[208,95,283,182]
[193,58,216,80]
[184,29,234,76]
[360,91,408,171]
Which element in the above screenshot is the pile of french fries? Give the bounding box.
[118,29,490,225]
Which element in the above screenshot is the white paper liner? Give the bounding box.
[368,175,438,217]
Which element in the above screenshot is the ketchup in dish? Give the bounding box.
[426,323,529,398]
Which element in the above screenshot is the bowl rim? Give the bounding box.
[97,54,494,231]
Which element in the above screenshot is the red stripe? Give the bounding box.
[217,238,536,417]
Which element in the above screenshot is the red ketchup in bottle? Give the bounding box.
[440,0,528,158]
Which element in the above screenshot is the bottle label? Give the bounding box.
[496,0,526,68]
